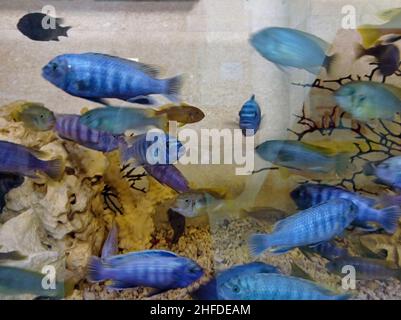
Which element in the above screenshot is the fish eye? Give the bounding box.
[232,285,241,293]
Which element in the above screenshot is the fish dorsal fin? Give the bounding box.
[377,7,401,21]
[84,52,161,77]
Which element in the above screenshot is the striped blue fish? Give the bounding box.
[249,199,358,256]
[55,114,120,152]
[0,140,64,180]
[42,53,182,105]
[219,273,350,300]
[87,250,203,291]
[119,132,185,165]
[239,95,261,136]
[291,183,401,234]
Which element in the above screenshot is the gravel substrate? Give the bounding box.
[77,216,401,300]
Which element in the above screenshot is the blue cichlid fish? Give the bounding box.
[42,53,182,105]
[249,199,358,256]
[250,27,337,75]
[88,250,203,291]
[0,140,64,180]
[118,132,185,165]
[300,241,350,261]
[334,81,401,122]
[256,140,351,176]
[291,183,401,234]
[218,273,350,300]
[0,173,24,213]
[355,43,400,77]
[55,114,120,152]
[326,256,401,281]
[193,262,280,300]
[79,106,168,135]
[143,164,190,193]
[358,7,401,48]
[101,221,119,260]
[239,95,261,136]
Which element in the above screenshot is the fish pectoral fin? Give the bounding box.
[127,96,157,105]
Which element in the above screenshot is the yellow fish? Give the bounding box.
[358,7,401,47]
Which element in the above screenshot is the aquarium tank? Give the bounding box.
[0,0,401,303]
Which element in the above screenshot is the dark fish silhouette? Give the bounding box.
[0,173,24,213]
[17,13,71,42]
[355,43,400,77]
[168,208,186,244]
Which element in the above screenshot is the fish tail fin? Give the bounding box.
[324,53,338,75]
[379,194,401,207]
[354,43,367,60]
[248,234,271,256]
[87,256,107,282]
[44,157,65,180]
[164,75,183,102]
[379,206,401,234]
[357,25,382,48]
[61,26,71,37]
[335,153,351,176]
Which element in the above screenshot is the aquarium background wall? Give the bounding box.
[0,0,401,300]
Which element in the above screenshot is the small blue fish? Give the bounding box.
[290,183,401,234]
[256,140,351,176]
[0,140,64,180]
[88,250,203,291]
[0,173,24,213]
[300,241,350,261]
[42,53,182,105]
[119,132,185,165]
[250,27,337,75]
[218,273,350,300]
[101,221,119,260]
[193,262,280,300]
[239,95,261,136]
[249,199,358,256]
[55,114,120,152]
[79,106,168,135]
